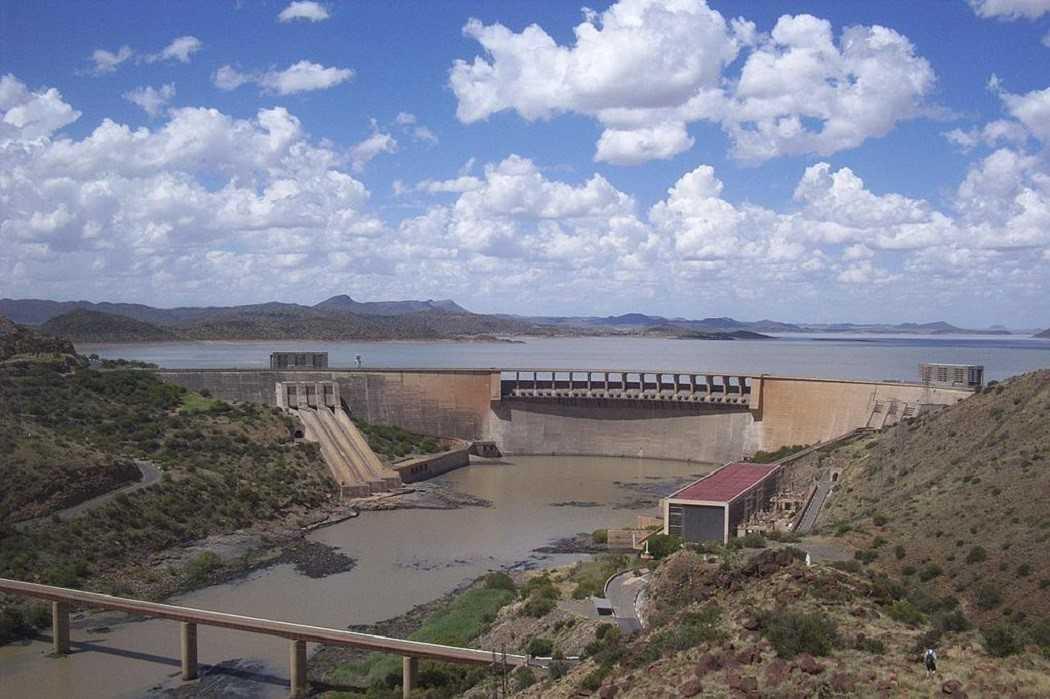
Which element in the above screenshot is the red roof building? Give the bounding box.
[663,462,784,544]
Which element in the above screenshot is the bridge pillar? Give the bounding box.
[181,622,198,680]
[403,656,418,697]
[51,601,69,656]
[289,639,307,698]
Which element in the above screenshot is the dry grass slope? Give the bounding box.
[818,370,1050,624]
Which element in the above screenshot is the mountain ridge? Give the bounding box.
[0,297,1027,340]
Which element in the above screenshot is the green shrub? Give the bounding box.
[512,666,537,691]
[888,600,926,627]
[522,595,556,618]
[854,550,878,564]
[184,551,222,585]
[580,663,612,692]
[935,610,972,633]
[918,563,943,582]
[592,529,608,545]
[894,544,906,560]
[965,546,987,564]
[982,623,1025,657]
[872,513,889,527]
[483,572,515,592]
[976,584,1003,610]
[650,605,725,654]
[646,534,683,559]
[739,532,767,549]
[854,635,886,654]
[1016,563,1032,578]
[526,637,553,657]
[760,609,840,659]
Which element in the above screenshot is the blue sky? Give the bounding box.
[2,0,1050,326]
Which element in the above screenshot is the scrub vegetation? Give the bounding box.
[0,328,337,644]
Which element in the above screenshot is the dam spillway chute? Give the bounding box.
[275,380,401,498]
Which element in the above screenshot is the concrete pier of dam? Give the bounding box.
[155,367,974,464]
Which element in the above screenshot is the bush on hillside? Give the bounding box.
[646,534,683,559]
[526,637,553,657]
[982,623,1026,657]
[976,583,1003,610]
[965,546,988,564]
[483,572,515,592]
[759,609,840,659]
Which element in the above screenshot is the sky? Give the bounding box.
[1,0,1049,327]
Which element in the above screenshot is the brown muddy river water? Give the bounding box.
[0,455,712,698]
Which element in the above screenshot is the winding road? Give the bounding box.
[13,460,162,530]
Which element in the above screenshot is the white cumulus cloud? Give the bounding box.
[0,74,81,140]
[146,36,203,64]
[89,45,134,74]
[214,61,353,95]
[450,0,935,165]
[350,122,398,172]
[123,84,176,117]
[278,1,330,23]
[969,0,1050,20]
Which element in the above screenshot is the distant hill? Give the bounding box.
[41,310,177,343]
[1036,329,1050,339]
[0,297,1026,341]
[0,317,76,361]
[817,369,1050,623]
[314,294,470,316]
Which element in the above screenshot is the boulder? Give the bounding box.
[695,652,724,677]
[598,686,618,699]
[942,679,964,695]
[831,672,855,693]
[764,658,790,688]
[678,678,703,697]
[735,646,761,665]
[796,654,825,675]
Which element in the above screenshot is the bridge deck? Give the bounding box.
[0,578,527,667]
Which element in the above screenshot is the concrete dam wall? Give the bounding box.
[155,368,972,463]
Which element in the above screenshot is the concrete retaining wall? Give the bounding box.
[394,448,471,483]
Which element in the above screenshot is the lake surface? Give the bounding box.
[0,455,710,699]
[77,334,1050,382]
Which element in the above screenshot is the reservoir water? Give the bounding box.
[77,334,1050,382]
[0,456,711,698]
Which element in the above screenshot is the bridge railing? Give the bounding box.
[0,577,527,698]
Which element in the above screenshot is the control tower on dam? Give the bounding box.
[154,366,976,464]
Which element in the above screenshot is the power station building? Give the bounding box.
[663,462,784,545]
[270,352,329,370]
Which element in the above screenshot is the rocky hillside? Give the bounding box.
[404,548,1050,698]
[0,316,76,361]
[1036,328,1050,338]
[41,309,177,343]
[817,369,1050,625]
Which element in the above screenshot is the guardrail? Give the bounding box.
[0,578,527,698]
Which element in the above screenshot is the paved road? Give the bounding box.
[796,478,832,533]
[13,460,161,530]
[605,569,650,633]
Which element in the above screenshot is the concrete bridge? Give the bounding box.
[155,366,974,464]
[0,577,528,698]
